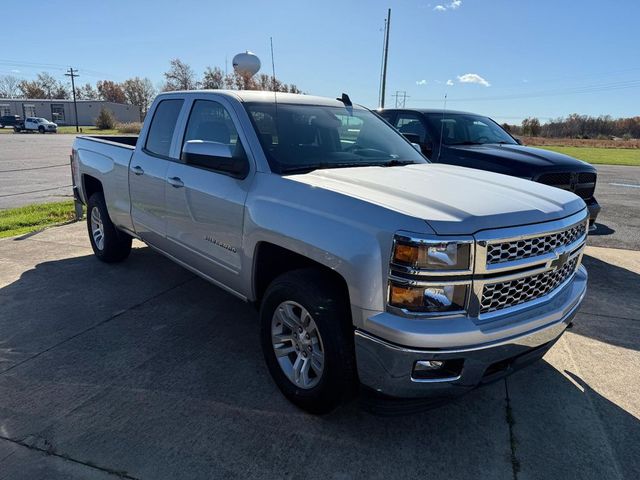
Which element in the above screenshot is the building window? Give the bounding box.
[51,104,65,125]
[23,104,36,118]
[0,104,10,116]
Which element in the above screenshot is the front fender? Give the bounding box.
[242,173,432,316]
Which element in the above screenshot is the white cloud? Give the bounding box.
[434,0,462,12]
[11,69,20,73]
[416,79,428,86]
[457,73,491,87]
[446,79,454,86]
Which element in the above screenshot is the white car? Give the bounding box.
[14,117,58,133]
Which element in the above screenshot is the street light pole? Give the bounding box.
[65,67,80,132]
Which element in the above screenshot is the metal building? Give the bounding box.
[0,99,141,125]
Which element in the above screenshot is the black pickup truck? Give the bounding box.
[0,115,22,128]
[379,108,600,228]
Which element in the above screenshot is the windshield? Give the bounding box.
[244,102,427,174]
[424,113,517,146]
[36,118,48,123]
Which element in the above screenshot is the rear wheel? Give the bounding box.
[87,192,132,262]
[260,269,356,414]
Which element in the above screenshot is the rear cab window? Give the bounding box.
[145,99,184,158]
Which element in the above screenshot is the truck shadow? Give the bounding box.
[0,247,637,478]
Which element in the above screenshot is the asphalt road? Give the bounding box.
[0,134,638,249]
[0,223,638,479]
[0,134,75,208]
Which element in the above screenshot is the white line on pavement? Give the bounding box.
[609,182,640,188]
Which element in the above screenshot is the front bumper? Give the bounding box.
[355,265,587,399]
[586,197,600,229]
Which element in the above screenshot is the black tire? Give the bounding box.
[86,192,132,263]
[38,126,45,134]
[260,268,356,414]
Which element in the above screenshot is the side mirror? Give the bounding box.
[181,140,249,178]
[515,138,523,145]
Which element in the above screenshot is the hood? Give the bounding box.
[287,163,586,235]
[445,144,594,177]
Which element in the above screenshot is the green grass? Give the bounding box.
[0,201,78,238]
[537,146,640,166]
[57,126,121,135]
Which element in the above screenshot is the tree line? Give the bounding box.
[0,58,301,118]
[504,114,640,139]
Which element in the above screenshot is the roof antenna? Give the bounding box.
[336,93,352,106]
[436,93,447,162]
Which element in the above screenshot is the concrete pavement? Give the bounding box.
[0,222,638,479]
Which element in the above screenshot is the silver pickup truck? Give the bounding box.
[71,90,588,414]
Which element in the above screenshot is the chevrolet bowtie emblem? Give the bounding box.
[551,251,570,269]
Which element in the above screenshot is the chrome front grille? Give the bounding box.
[486,221,586,265]
[479,257,579,314]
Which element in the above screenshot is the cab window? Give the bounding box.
[145,99,184,158]
[182,100,247,169]
[395,113,430,144]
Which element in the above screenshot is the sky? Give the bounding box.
[1,0,639,123]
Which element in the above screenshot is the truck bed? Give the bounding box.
[81,135,138,148]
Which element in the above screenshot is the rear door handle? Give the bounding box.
[168,176,184,188]
[131,165,144,176]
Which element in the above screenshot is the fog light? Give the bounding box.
[415,360,444,371]
[412,359,464,380]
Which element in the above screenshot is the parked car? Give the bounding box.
[0,115,22,128]
[71,91,588,414]
[378,109,600,229]
[14,117,58,133]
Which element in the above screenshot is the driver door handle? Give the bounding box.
[168,176,184,188]
[131,165,144,176]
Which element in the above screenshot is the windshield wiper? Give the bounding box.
[280,160,416,175]
[449,141,485,146]
[379,159,416,167]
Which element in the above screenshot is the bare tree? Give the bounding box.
[0,75,21,98]
[163,58,198,91]
[18,80,46,99]
[122,77,156,118]
[201,67,225,89]
[76,83,99,100]
[97,80,126,103]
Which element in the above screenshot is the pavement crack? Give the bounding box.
[0,434,138,479]
[0,277,196,376]
[504,378,520,480]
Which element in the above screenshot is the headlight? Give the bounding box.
[392,236,472,271]
[388,281,468,313]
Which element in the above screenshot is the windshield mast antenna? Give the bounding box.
[436,93,447,162]
[270,37,279,121]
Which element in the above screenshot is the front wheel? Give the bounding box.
[260,269,356,414]
[87,192,132,262]
[38,126,45,134]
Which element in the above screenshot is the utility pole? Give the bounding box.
[379,8,391,108]
[65,67,80,132]
[392,90,408,108]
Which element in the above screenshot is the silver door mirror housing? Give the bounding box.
[182,140,233,160]
[181,140,248,178]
